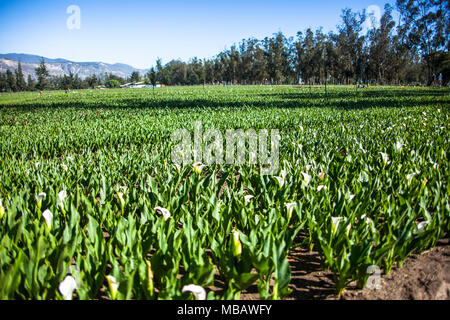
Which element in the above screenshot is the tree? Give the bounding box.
[85,74,98,88]
[27,75,35,91]
[141,0,442,87]
[147,67,156,86]
[130,71,141,83]
[367,4,396,84]
[396,0,450,84]
[0,73,7,92]
[155,58,166,85]
[15,62,26,91]
[106,79,121,88]
[6,70,17,92]
[35,58,50,90]
[335,8,367,84]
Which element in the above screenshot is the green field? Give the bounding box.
[0,85,449,300]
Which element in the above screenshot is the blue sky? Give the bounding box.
[0,0,397,69]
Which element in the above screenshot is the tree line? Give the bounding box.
[1,1,448,92]
[0,59,134,92]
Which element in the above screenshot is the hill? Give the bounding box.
[0,53,147,79]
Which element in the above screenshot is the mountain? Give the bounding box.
[0,53,148,79]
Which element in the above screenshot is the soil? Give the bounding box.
[239,237,450,300]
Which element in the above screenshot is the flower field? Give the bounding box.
[0,85,448,300]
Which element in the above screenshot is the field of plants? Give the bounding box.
[0,85,448,300]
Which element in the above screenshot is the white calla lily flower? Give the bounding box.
[331,217,351,235]
[193,162,206,174]
[58,190,67,210]
[319,171,325,181]
[273,170,286,188]
[59,275,77,300]
[317,185,327,192]
[0,199,4,218]
[361,214,372,224]
[301,172,311,185]
[395,140,404,153]
[380,152,390,165]
[232,230,242,257]
[36,192,46,200]
[406,173,416,185]
[331,216,343,234]
[417,221,429,233]
[42,209,53,229]
[154,206,171,221]
[274,176,285,188]
[106,275,119,300]
[182,284,206,300]
[244,195,254,202]
[284,203,296,220]
[117,192,125,209]
[35,192,46,209]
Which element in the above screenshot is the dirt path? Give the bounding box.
[240,238,450,300]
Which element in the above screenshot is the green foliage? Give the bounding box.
[0,85,448,299]
[106,79,121,88]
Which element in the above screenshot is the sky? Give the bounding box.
[0,0,397,69]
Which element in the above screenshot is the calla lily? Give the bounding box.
[331,217,350,235]
[301,172,311,185]
[232,230,242,257]
[395,140,404,153]
[35,192,46,209]
[193,162,206,174]
[361,214,372,224]
[182,284,206,300]
[117,192,125,209]
[331,216,343,234]
[406,173,416,185]
[319,171,325,181]
[42,209,53,229]
[154,206,171,221]
[106,275,119,300]
[417,221,428,233]
[61,163,68,171]
[317,185,327,192]
[284,203,296,220]
[274,176,285,188]
[146,260,154,294]
[305,165,312,171]
[58,275,77,300]
[0,199,4,218]
[58,190,67,210]
[380,152,390,165]
[273,169,286,188]
[244,195,254,202]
